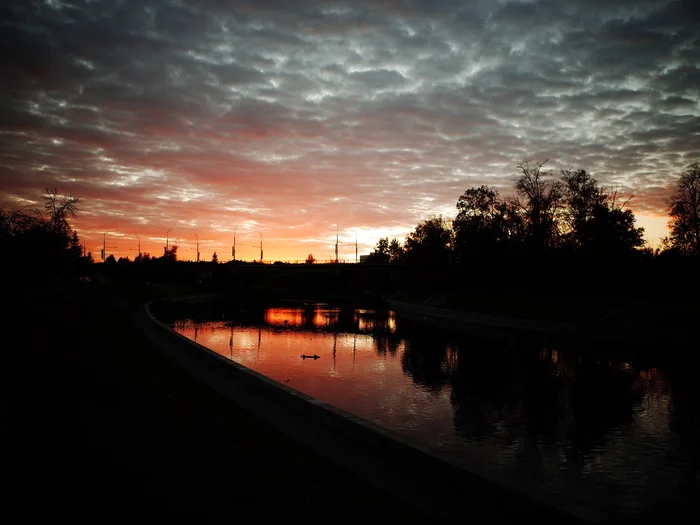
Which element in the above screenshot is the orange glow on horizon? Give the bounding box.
[73,211,670,263]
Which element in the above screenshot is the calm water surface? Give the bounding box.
[174,304,699,520]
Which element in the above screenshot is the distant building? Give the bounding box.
[359,254,371,263]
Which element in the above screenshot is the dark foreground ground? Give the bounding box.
[6,282,445,524]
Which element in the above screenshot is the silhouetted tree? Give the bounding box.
[403,216,453,270]
[667,162,700,256]
[367,237,390,263]
[211,251,218,264]
[583,192,645,256]
[560,169,644,256]
[561,169,606,249]
[162,245,178,262]
[134,252,151,263]
[68,230,83,258]
[0,188,84,280]
[453,185,523,261]
[388,238,405,263]
[105,254,116,264]
[514,159,563,251]
[305,253,315,264]
[44,187,79,236]
[117,256,131,264]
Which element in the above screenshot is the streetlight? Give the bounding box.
[193,232,199,262]
[165,228,172,256]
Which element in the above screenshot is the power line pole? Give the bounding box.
[193,232,199,262]
[232,229,236,262]
[101,233,105,261]
[335,224,339,263]
[165,228,172,256]
[258,232,263,263]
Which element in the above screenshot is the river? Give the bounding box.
[173,302,699,520]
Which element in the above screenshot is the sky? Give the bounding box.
[1,0,699,262]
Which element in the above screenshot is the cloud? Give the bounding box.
[1,0,699,259]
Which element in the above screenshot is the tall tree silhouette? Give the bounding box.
[560,170,644,256]
[403,216,453,271]
[388,238,405,263]
[367,237,390,263]
[453,185,523,261]
[583,193,645,256]
[0,188,85,279]
[514,159,563,251]
[561,169,606,249]
[667,162,700,256]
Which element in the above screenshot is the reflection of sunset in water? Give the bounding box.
[173,306,700,521]
[174,312,454,442]
[264,307,338,328]
[357,310,397,333]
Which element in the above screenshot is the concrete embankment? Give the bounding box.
[138,294,605,524]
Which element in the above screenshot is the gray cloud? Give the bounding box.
[1,0,699,257]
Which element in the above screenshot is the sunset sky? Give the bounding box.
[2,0,699,261]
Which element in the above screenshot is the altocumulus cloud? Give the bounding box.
[1,0,699,258]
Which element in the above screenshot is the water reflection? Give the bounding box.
[173,304,699,520]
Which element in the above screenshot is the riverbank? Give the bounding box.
[6,281,444,524]
[386,292,696,352]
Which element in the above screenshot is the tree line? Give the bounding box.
[365,160,700,266]
[2,160,697,286]
[0,188,184,282]
[0,188,91,281]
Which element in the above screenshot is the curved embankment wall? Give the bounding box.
[138,295,604,524]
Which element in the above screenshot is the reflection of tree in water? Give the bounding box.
[335,308,357,332]
[371,320,402,356]
[449,340,527,441]
[665,363,700,437]
[662,361,700,501]
[564,356,642,469]
[448,341,644,470]
[373,332,403,356]
[301,303,320,329]
[399,327,455,393]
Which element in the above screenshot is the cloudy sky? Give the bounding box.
[2,0,699,261]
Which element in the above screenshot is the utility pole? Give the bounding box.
[335,224,339,263]
[231,229,236,262]
[165,228,172,256]
[137,235,141,260]
[193,232,199,262]
[356,237,358,263]
[258,232,263,263]
[101,233,105,261]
